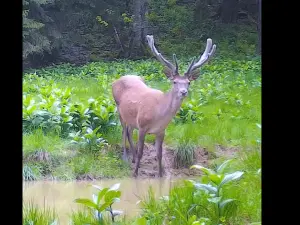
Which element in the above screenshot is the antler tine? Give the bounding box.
[185,56,196,75]
[173,54,179,74]
[146,35,176,72]
[188,38,216,72]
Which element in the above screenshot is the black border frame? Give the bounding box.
[6,0,295,223]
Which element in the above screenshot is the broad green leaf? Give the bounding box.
[98,201,111,212]
[32,117,44,126]
[104,190,121,203]
[92,126,101,134]
[219,199,237,210]
[74,198,98,210]
[207,196,222,204]
[26,105,37,114]
[194,183,217,194]
[188,215,197,224]
[191,222,201,225]
[134,217,147,225]
[84,133,93,139]
[190,165,215,175]
[97,187,109,205]
[209,174,223,185]
[219,171,244,187]
[216,159,234,173]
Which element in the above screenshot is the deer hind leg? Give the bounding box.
[133,129,146,177]
[126,126,136,163]
[118,113,128,162]
[155,131,165,177]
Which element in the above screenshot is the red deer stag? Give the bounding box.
[112,35,216,177]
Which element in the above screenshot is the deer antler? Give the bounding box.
[146,35,178,75]
[185,38,216,77]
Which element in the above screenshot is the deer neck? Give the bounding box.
[159,88,183,118]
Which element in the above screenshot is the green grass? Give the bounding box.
[23,58,261,180]
[23,130,130,181]
[23,201,58,225]
[23,129,69,156]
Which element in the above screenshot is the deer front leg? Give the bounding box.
[155,131,165,177]
[133,129,146,177]
[127,126,136,163]
[121,124,128,162]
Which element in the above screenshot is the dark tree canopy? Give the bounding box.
[23,0,260,69]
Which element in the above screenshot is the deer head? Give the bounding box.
[146,35,216,99]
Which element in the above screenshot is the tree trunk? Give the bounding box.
[257,0,261,54]
[221,0,239,23]
[129,0,149,58]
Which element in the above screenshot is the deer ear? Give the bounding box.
[164,67,175,80]
[187,69,200,81]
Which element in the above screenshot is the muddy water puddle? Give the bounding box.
[23,178,181,224]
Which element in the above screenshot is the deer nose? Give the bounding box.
[180,90,187,95]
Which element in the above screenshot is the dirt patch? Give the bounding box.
[126,143,238,178]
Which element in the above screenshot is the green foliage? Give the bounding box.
[189,161,244,225]
[138,158,254,225]
[23,201,58,225]
[69,126,107,152]
[23,164,42,181]
[23,73,117,139]
[56,152,130,180]
[23,129,68,156]
[74,183,123,224]
[173,142,196,169]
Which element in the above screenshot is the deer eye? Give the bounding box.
[188,81,190,85]
[173,81,177,84]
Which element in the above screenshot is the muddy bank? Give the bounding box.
[74,143,239,180]
[24,143,238,181]
[124,143,238,179]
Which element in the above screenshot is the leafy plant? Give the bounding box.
[69,127,107,151]
[189,159,244,224]
[74,183,123,224]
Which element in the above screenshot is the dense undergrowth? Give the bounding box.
[23,56,261,181]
